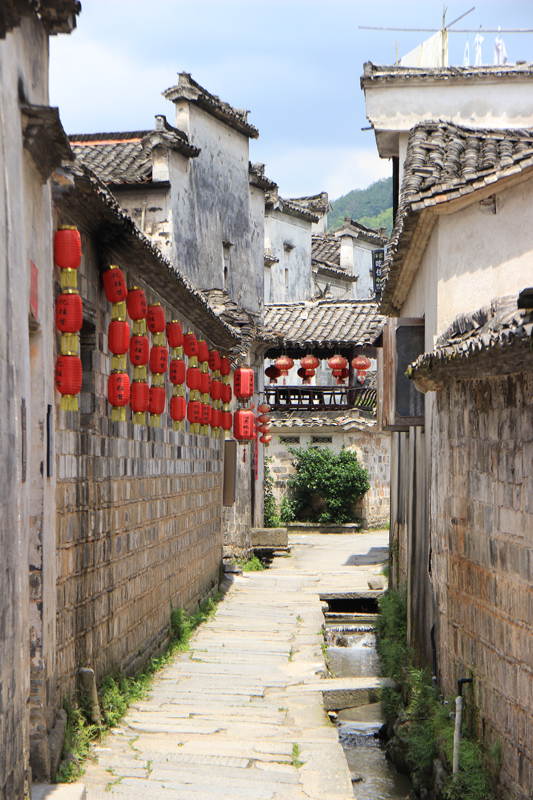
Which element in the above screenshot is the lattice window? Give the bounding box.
[280,436,300,445]
[311,436,332,444]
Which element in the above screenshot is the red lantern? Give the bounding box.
[166,320,183,349]
[183,332,198,357]
[108,320,130,354]
[258,403,270,413]
[186,366,201,391]
[357,370,367,383]
[103,266,127,304]
[127,287,147,320]
[210,378,222,401]
[197,340,209,364]
[301,355,319,371]
[211,407,222,428]
[149,345,168,374]
[169,358,186,385]
[327,355,347,371]
[220,357,231,376]
[274,356,294,376]
[149,386,166,415]
[351,355,371,371]
[340,367,349,379]
[55,354,82,410]
[234,367,254,399]
[257,424,270,434]
[56,292,83,333]
[130,381,149,413]
[170,395,186,422]
[54,227,81,270]
[221,410,232,433]
[129,335,149,366]
[221,384,232,404]
[108,372,130,407]
[265,365,281,384]
[201,403,212,426]
[187,400,202,424]
[234,408,255,441]
[260,435,272,446]
[208,350,221,371]
[200,371,211,395]
[147,304,166,334]
[297,367,314,385]
[258,413,270,424]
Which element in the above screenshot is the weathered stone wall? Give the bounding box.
[432,372,533,799]
[268,424,390,526]
[55,230,224,700]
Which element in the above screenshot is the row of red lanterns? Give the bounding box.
[265,354,372,386]
[54,226,83,411]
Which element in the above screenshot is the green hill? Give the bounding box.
[328,177,393,235]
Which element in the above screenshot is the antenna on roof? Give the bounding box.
[359,6,533,34]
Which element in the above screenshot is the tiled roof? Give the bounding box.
[409,293,533,390]
[249,163,277,191]
[334,218,388,245]
[163,73,259,140]
[69,118,199,185]
[0,0,80,37]
[381,121,533,315]
[265,191,319,222]
[288,192,331,214]
[312,234,340,269]
[269,410,377,430]
[264,300,385,349]
[361,61,533,87]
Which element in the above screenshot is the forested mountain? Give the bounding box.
[328,177,393,235]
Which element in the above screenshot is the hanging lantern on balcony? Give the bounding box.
[351,355,371,371]
[327,355,347,371]
[234,367,254,401]
[166,320,183,349]
[148,384,166,427]
[208,349,221,372]
[183,332,198,358]
[259,435,272,446]
[274,355,294,376]
[55,354,82,411]
[147,304,166,334]
[297,367,314,385]
[126,287,147,320]
[170,394,186,431]
[54,226,81,271]
[233,408,255,441]
[129,335,149,367]
[257,423,270,434]
[103,266,127,304]
[301,354,319,371]
[258,413,270,424]
[130,380,150,425]
[108,372,130,422]
[187,398,202,434]
[258,403,270,414]
[56,291,83,334]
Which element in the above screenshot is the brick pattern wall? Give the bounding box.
[55,232,224,699]
[432,372,533,799]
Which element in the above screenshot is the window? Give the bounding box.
[280,436,300,445]
[222,242,232,290]
[381,318,425,431]
[311,436,332,444]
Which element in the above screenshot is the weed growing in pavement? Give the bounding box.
[239,554,265,571]
[57,593,221,784]
[291,743,305,768]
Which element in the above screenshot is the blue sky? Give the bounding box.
[50,1,533,200]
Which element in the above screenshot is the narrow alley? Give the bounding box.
[79,532,388,800]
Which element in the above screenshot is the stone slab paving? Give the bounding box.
[82,532,388,800]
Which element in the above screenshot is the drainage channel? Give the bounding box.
[321,596,413,800]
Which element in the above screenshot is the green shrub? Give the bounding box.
[280,496,296,523]
[285,445,369,524]
[263,456,281,527]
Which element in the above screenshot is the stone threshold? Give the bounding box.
[32,785,86,800]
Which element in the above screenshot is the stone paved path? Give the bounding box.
[82,532,388,800]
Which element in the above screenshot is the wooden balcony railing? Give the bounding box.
[265,385,377,412]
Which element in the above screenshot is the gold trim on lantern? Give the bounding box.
[200,392,209,403]
[60,268,78,290]
[133,411,146,425]
[172,420,184,431]
[60,287,79,296]
[152,373,164,387]
[61,333,79,354]
[111,301,127,321]
[59,225,78,231]
[200,362,209,373]
[213,399,221,410]
[112,354,127,372]
[190,389,200,402]
[172,384,185,397]
[111,407,127,422]
[222,403,231,412]
[133,319,147,335]
[200,425,209,435]
[60,395,79,412]
[153,332,165,347]
[133,366,147,381]
[190,422,200,435]
[222,374,231,384]
[171,345,184,358]
[149,414,162,427]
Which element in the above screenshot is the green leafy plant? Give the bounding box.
[240,555,264,572]
[291,743,304,768]
[280,496,296,523]
[263,456,281,527]
[283,444,369,525]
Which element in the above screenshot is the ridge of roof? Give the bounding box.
[288,192,331,213]
[265,191,320,222]
[361,61,533,87]
[163,72,259,140]
[380,120,533,315]
[249,162,278,191]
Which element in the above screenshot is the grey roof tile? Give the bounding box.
[264,300,385,348]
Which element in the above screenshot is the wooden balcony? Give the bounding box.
[265,385,377,412]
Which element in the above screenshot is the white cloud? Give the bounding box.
[253,144,391,200]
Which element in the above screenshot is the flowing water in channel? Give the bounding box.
[325,614,413,800]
